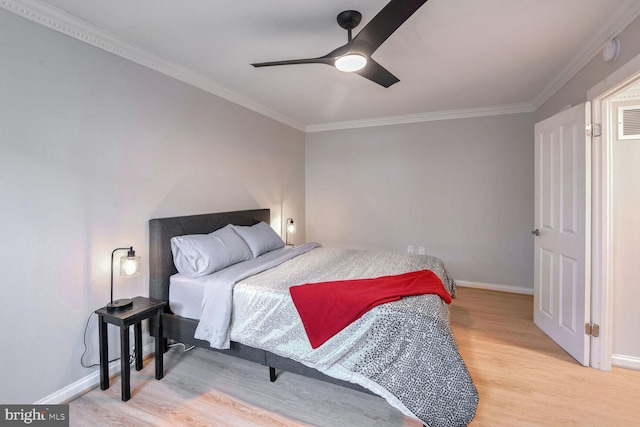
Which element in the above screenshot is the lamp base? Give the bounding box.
[106,298,133,312]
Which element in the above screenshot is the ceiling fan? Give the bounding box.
[251,0,428,88]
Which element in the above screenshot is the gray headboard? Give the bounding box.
[148,209,270,312]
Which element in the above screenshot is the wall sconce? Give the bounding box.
[107,246,140,312]
[285,218,296,246]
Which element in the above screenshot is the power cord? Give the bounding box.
[168,342,196,352]
[80,312,135,368]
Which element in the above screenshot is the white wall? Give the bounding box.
[612,100,640,361]
[305,114,535,289]
[0,9,304,404]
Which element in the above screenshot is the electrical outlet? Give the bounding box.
[418,247,426,255]
[407,245,414,254]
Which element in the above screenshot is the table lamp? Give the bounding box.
[107,246,140,312]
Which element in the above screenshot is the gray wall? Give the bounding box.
[306,114,535,289]
[0,9,305,404]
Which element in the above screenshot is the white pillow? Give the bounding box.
[231,221,285,258]
[170,225,252,277]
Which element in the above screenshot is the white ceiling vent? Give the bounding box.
[618,106,640,140]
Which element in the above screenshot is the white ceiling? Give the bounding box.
[5,0,640,131]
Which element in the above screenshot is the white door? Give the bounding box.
[533,102,591,366]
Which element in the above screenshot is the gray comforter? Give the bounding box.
[228,247,478,427]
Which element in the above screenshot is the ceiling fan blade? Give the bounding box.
[354,58,399,88]
[352,0,428,55]
[252,57,335,68]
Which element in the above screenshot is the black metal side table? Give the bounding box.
[95,296,166,401]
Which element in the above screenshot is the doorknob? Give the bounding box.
[531,229,540,237]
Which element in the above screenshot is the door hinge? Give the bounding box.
[585,323,600,337]
[586,123,602,137]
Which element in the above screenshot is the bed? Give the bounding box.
[149,209,478,427]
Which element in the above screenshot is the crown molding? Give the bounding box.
[305,103,535,132]
[531,1,640,110]
[0,0,307,132]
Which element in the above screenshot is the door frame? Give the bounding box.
[587,52,640,370]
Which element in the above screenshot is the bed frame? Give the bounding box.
[148,208,371,394]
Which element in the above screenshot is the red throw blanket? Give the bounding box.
[289,269,452,349]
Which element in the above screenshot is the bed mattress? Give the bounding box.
[169,274,205,320]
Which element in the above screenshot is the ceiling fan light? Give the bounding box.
[335,54,367,72]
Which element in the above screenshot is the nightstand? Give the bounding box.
[95,296,166,401]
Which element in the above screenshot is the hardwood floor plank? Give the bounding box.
[69,287,640,426]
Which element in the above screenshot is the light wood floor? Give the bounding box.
[69,287,640,426]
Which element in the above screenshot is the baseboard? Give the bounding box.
[455,280,534,295]
[35,342,155,404]
[612,354,640,371]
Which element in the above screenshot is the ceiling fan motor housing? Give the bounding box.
[337,10,362,31]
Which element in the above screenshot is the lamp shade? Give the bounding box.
[285,218,296,246]
[120,254,141,277]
